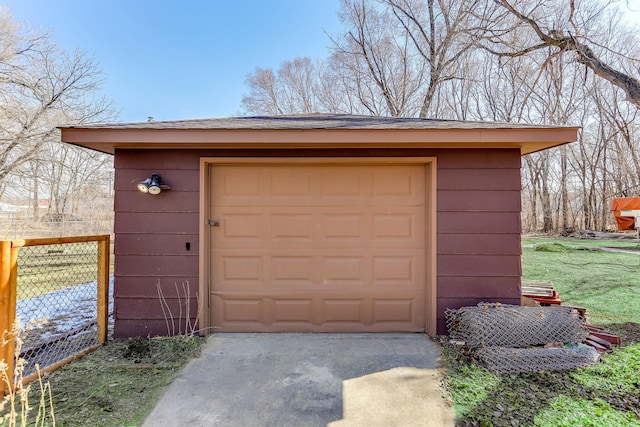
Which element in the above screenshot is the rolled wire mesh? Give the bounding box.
[446,303,589,348]
[475,346,600,374]
[446,303,599,373]
[15,242,112,378]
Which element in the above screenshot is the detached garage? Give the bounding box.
[60,114,578,337]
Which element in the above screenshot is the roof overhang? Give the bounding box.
[60,127,578,156]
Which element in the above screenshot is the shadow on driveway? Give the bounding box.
[143,333,455,427]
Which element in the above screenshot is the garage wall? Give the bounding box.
[113,148,521,337]
[113,150,202,337]
[435,149,522,333]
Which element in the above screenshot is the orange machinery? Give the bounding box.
[610,197,640,231]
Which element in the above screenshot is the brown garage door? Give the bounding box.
[209,163,426,332]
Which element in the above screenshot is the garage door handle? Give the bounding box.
[208,220,220,226]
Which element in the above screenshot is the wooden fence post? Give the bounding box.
[97,236,110,344]
[0,241,18,395]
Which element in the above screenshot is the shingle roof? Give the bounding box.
[63,114,569,130]
[60,114,580,156]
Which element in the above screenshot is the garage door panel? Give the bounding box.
[213,297,264,323]
[211,292,425,332]
[222,213,263,240]
[213,254,262,290]
[373,299,414,322]
[323,300,364,322]
[372,210,424,244]
[372,253,423,284]
[220,255,263,281]
[320,168,368,203]
[213,165,426,207]
[212,168,266,206]
[271,213,315,241]
[271,256,318,284]
[271,171,315,197]
[273,299,315,322]
[210,164,427,332]
[371,167,425,205]
[216,209,423,249]
[322,214,366,240]
[213,249,423,290]
[322,257,366,284]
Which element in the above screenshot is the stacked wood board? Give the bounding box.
[522,280,562,305]
[521,279,621,352]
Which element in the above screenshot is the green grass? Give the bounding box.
[534,396,640,427]
[569,344,640,394]
[447,237,640,426]
[442,349,501,417]
[522,238,640,324]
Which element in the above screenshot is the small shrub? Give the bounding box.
[535,243,569,253]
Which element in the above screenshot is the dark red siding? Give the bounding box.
[435,149,522,333]
[113,150,201,337]
[113,148,521,337]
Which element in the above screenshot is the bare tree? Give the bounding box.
[38,140,112,216]
[381,0,502,117]
[0,9,115,235]
[277,57,320,113]
[243,58,329,115]
[486,0,640,110]
[0,10,114,185]
[242,67,286,115]
[243,0,501,119]
[328,0,427,116]
[327,0,502,118]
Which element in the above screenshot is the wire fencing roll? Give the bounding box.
[447,303,590,347]
[446,303,599,373]
[474,345,600,374]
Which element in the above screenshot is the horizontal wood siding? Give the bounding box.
[438,255,520,276]
[115,319,191,338]
[438,190,521,211]
[437,277,521,298]
[116,297,200,319]
[115,277,199,298]
[436,149,522,332]
[113,150,201,337]
[437,233,520,255]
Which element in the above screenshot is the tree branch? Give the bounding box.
[494,0,640,109]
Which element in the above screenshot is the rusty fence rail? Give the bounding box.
[0,235,110,391]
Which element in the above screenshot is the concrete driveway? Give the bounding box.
[143,333,455,427]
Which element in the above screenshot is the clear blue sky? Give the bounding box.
[2,0,343,122]
[3,1,639,124]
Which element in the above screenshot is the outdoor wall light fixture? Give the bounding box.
[137,173,170,195]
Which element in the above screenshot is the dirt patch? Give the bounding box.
[605,322,640,344]
[41,336,204,426]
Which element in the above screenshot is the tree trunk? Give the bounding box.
[31,161,39,219]
[560,146,568,230]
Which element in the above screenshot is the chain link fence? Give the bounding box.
[0,236,111,383]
